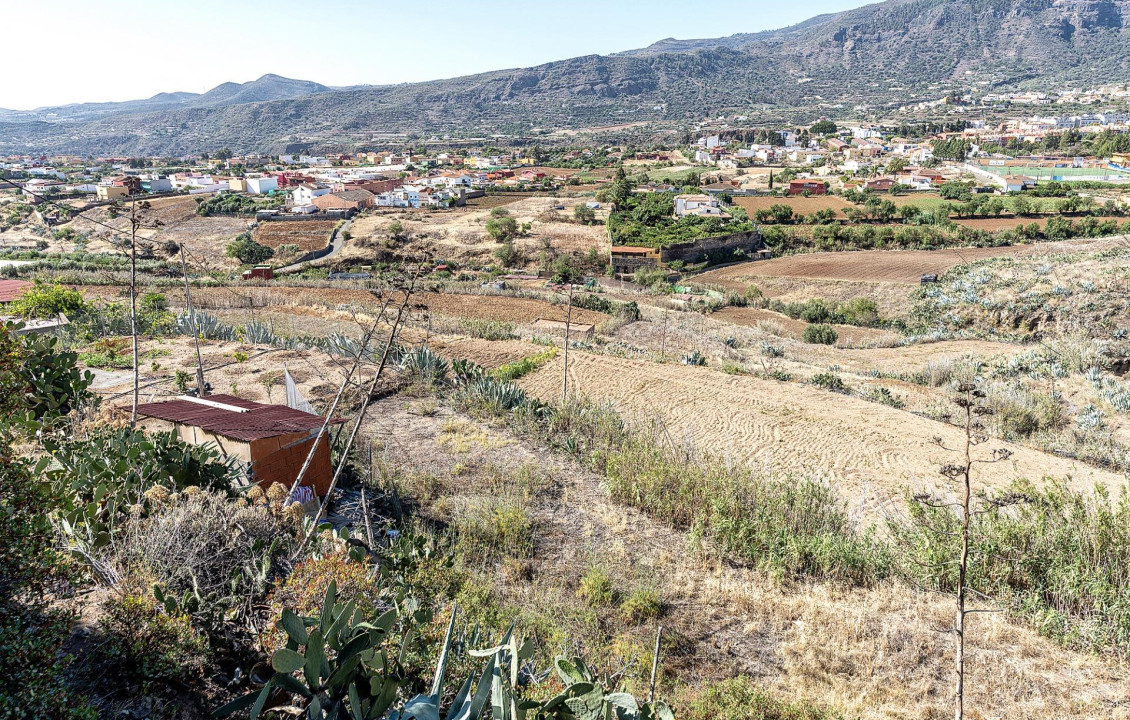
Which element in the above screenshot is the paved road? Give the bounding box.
[274,217,352,275]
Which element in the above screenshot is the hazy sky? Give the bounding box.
[2,0,873,110]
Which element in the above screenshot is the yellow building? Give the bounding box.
[96,185,128,200]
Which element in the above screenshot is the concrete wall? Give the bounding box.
[659,229,763,264]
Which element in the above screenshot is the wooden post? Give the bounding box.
[649,625,663,702]
[179,243,207,396]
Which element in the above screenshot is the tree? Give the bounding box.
[769,204,794,224]
[573,204,596,225]
[214,148,234,161]
[886,157,909,174]
[493,240,520,267]
[225,233,274,264]
[810,120,837,135]
[486,215,518,242]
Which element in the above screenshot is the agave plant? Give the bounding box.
[177,310,235,341]
[539,656,674,720]
[399,346,450,386]
[462,376,531,411]
[242,320,277,345]
[680,351,706,367]
[451,358,487,386]
[213,580,402,720]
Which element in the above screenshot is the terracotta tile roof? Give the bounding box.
[135,394,342,442]
[333,189,375,202]
[0,280,31,303]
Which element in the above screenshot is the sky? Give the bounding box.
[2,0,873,110]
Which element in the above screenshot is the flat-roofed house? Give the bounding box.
[133,394,343,497]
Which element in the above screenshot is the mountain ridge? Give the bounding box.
[4,0,1130,155]
[1,74,332,123]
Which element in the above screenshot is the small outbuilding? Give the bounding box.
[133,394,343,497]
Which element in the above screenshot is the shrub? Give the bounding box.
[98,592,208,682]
[224,233,274,264]
[578,566,616,607]
[9,281,86,319]
[803,324,838,345]
[0,432,94,718]
[838,297,879,326]
[486,214,518,241]
[621,587,663,623]
[868,387,905,409]
[113,490,293,605]
[603,432,888,585]
[493,240,520,267]
[893,480,1130,655]
[455,499,534,565]
[685,677,846,720]
[811,372,846,392]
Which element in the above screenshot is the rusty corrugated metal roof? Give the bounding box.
[0,280,32,303]
[135,393,342,442]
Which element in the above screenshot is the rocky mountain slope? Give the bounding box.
[4,0,1130,155]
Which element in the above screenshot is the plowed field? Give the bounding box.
[252,220,335,251]
[519,351,1120,518]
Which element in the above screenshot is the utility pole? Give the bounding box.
[562,282,573,402]
[660,309,669,359]
[179,243,207,396]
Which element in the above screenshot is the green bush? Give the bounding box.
[620,586,663,622]
[225,232,274,264]
[868,387,905,409]
[892,480,1130,655]
[9,281,87,319]
[578,566,616,607]
[685,677,846,720]
[99,593,208,682]
[0,435,95,718]
[803,324,838,345]
[602,433,888,585]
[811,372,846,392]
[491,349,557,382]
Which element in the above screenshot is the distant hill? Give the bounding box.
[5,0,1130,154]
[0,75,330,124]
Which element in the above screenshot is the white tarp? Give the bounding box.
[284,365,314,415]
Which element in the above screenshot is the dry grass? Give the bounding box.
[362,395,1130,720]
[517,350,1123,522]
[344,197,608,268]
[711,306,901,347]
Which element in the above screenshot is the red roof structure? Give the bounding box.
[134,394,340,442]
[0,279,32,303]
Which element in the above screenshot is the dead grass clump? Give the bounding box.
[111,490,294,600]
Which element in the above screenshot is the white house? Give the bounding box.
[291,183,331,206]
[245,176,278,194]
[673,194,727,218]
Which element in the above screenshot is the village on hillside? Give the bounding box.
[5,6,1130,720]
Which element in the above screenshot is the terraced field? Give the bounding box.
[519,351,1121,520]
